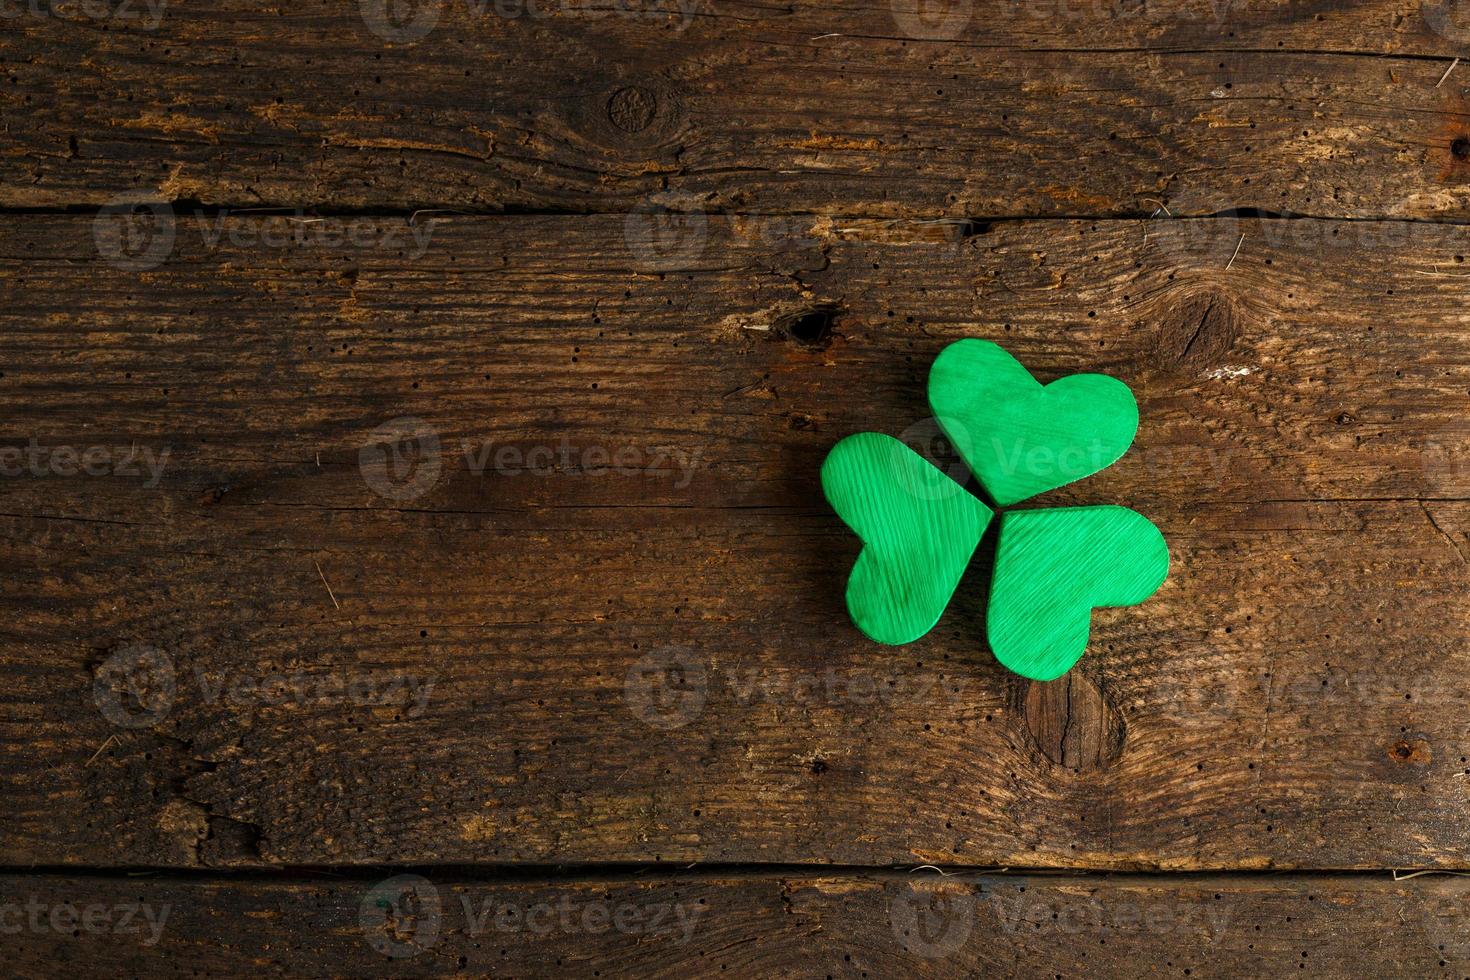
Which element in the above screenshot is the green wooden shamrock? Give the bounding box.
[821,433,994,645]
[927,338,1138,506]
[822,339,1169,681]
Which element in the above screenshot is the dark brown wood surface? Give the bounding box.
[4,870,1469,978]
[3,212,1470,877]
[4,0,1470,975]
[4,0,1470,216]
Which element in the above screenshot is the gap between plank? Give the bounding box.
[0,864,1468,884]
[13,202,1470,227]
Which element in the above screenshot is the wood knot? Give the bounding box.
[1153,290,1239,371]
[199,483,232,506]
[786,412,819,431]
[1019,672,1125,770]
[608,86,658,134]
[571,79,683,151]
[1388,737,1431,766]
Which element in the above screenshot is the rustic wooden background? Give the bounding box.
[4,0,1470,975]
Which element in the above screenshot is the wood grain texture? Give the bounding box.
[988,506,1169,681]
[3,213,1470,871]
[5,1,1470,216]
[821,432,992,645]
[1,870,1468,978]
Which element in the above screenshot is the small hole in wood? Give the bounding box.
[1453,136,1470,162]
[775,306,840,349]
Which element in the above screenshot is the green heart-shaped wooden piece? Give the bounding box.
[986,506,1168,681]
[928,339,1139,506]
[822,432,994,645]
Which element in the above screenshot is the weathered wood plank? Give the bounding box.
[2,870,1468,977]
[4,1,1470,215]
[3,214,1470,869]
